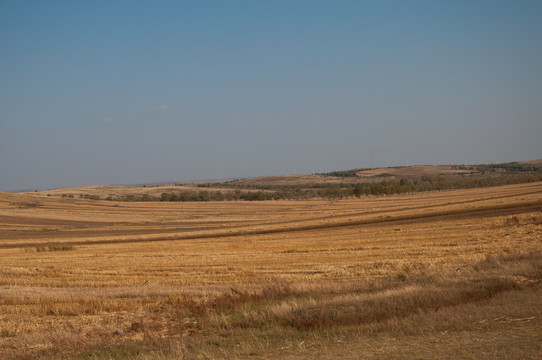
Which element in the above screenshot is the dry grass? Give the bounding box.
[0,183,541,359]
[31,185,243,199]
[356,165,474,179]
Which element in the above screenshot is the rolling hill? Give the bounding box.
[24,160,542,201]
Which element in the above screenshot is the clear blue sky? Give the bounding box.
[1,0,541,190]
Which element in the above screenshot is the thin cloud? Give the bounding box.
[154,104,168,111]
[101,118,114,123]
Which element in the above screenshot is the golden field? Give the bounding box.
[0,182,541,359]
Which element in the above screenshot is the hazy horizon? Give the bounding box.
[4,158,542,193]
[2,1,542,191]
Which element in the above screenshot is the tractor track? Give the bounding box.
[1,199,540,249]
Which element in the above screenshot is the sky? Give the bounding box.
[1,0,541,191]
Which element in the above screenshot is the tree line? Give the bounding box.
[86,171,542,202]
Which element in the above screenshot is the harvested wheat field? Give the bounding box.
[1,182,541,359]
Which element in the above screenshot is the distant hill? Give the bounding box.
[231,161,541,186]
[520,159,542,165]
[225,165,472,187]
[20,159,542,201]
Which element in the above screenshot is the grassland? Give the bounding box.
[1,182,541,359]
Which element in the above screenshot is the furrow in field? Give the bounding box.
[1,199,539,249]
